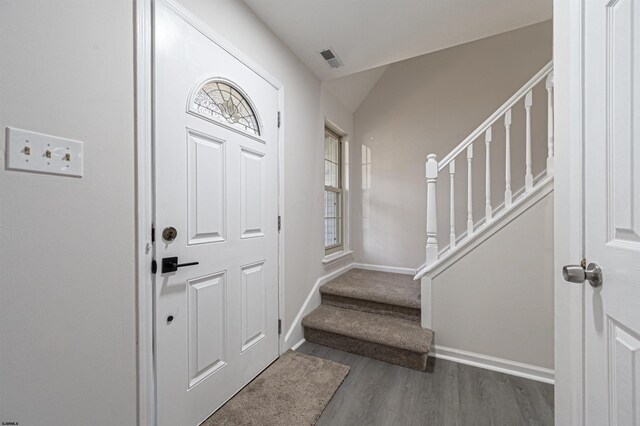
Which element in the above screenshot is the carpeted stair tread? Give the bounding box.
[320,268,420,309]
[302,305,433,354]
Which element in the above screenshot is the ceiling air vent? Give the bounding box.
[320,48,343,69]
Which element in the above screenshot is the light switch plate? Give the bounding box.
[6,127,83,177]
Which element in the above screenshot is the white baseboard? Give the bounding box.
[431,345,555,384]
[283,262,355,347]
[353,263,415,275]
[290,338,306,351]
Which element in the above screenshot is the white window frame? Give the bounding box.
[324,127,344,255]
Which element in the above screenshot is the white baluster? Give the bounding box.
[449,160,456,250]
[425,154,438,266]
[466,145,474,237]
[525,90,533,191]
[546,72,554,176]
[504,109,513,208]
[485,127,492,222]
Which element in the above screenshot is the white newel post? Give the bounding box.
[546,71,554,176]
[449,160,456,250]
[524,90,533,191]
[425,154,438,266]
[485,127,493,222]
[504,109,512,208]
[466,145,474,237]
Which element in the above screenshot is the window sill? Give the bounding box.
[322,249,354,266]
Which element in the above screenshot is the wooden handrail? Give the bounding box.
[437,61,553,172]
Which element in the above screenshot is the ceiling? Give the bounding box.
[323,65,388,112]
[242,0,552,83]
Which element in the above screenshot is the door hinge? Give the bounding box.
[151,259,157,274]
[151,226,155,243]
[278,215,281,232]
[277,111,281,128]
[278,319,282,334]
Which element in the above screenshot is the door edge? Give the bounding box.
[135,0,155,424]
[553,1,586,425]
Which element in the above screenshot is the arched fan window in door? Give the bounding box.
[190,79,261,136]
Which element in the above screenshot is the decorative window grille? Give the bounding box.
[191,79,260,136]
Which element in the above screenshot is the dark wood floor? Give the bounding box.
[297,342,554,426]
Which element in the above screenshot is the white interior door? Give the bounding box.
[153,2,280,425]
[583,0,640,424]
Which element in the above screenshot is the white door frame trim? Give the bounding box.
[135,0,285,424]
[553,0,585,425]
[135,0,154,424]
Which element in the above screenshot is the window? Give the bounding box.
[190,79,260,136]
[324,128,343,254]
[361,145,372,229]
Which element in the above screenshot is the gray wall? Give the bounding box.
[352,21,553,268]
[0,1,137,424]
[432,193,555,369]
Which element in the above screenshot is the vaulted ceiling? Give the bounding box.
[242,0,552,84]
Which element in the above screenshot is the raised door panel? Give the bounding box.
[240,261,266,352]
[608,318,640,425]
[187,272,227,388]
[607,0,640,246]
[240,148,265,239]
[187,130,226,245]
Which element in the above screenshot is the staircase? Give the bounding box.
[415,60,554,280]
[302,268,433,371]
[302,61,554,371]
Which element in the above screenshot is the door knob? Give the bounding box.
[161,256,199,273]
[562,263,603,288]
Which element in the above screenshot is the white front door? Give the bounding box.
[153,2,280,425]
[583,0,640,424]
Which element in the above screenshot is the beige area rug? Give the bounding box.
[203,350,349,426]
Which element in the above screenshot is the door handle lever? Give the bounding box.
[162,256,199,274]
